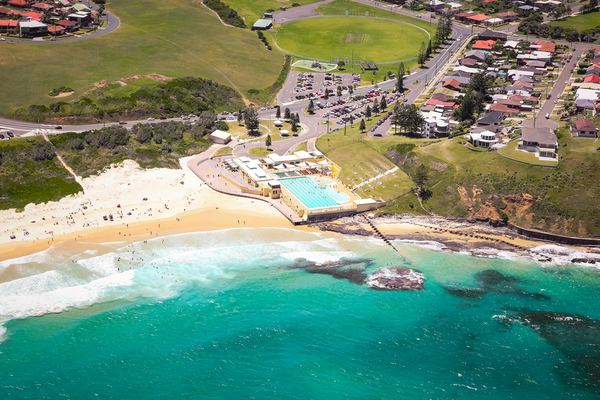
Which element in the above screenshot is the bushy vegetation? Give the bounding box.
[48,87,74,97]
[18,78,244,123]
[49,121,212,177]
[204,0,246,28]
[0,137,81,210]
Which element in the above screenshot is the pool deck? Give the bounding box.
[187,153,305,225]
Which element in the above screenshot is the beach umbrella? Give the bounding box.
[274,120,283,125]
[280,130,289,136]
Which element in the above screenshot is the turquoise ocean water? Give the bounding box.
[1,228,599,399]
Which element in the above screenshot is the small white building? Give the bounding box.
[468,130,498,148]
[209,129,232,144]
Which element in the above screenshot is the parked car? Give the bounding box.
[147,117,155,121]
[119,121,127,125]
[55,126,62,129]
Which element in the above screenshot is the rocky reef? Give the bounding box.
[367,267,425,291]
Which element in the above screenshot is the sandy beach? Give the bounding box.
[0,156,291,264]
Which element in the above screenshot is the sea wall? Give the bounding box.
[507,223,600,246]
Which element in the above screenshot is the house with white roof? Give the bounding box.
[422,110,450,139]
[209,129,232,144]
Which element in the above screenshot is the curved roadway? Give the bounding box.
[2,0,119,44]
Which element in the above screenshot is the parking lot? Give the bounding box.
[279,72,360,104]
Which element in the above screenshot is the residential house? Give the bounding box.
[23,11,43,20]
[584,75,600,84]
[518,127,557,159]
[443,76,470,88]
[48,25,65,35]
[468,129,499,148]
[467,14,490,25]
[534,0,561,11]
[504,40,519,49]
[0,19,19,34]
[449,69,474,78]
[431,93,452,102]
[18,20,48,36]
[425,98,457,112]
[31,3,53,12]
[442,78,463,91]
[7,0,28,8]
[454,11,475,22]
[423,0,446,12]
[68,11,91,26]
[533,40,556,53]
[595,46,600,58]
[461,58,478,67]
[496,98,523,111]
[572,120,598,138]
[513,80,533,89]
[421,110,450,138]
[56,19,79,31]
[472,39,496,51]
[209,130,232,144]
[478,29,508,41]
[463,50,486,63]
[497,11,519,22]
[484,18,503,27]
[489,103,519,116]
[517,5,540,15]
[56,0,74,6]
[476,110,505,132]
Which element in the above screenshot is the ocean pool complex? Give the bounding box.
[217,151,383,222]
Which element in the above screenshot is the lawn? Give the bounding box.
[498,140,558,166]
[0,0,283,116]
[548,9,600,31]
[276,17,430,63]
[293,141,308,152]
[220,0,322,28]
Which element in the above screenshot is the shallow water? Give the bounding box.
[1,228,599,399]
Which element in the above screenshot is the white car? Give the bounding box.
[147,117,155,121]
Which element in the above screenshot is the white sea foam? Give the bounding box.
[279,251,354,264]
[396,239,447,252]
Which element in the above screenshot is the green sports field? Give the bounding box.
[276,17,429,63]
[548,9,600,31]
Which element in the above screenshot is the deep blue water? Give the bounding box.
[1,228,599,399]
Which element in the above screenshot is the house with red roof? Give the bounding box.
[467,14,490,25]
[472,40,496,51]
[454,11,474,22]
[497,11,518,22]
[23,11,43,20]
[31,2,53,12]
[584,75,600,84]
[0,19,19,34]
[442,78,462,91]
[48,25,65,35]
[535,40,556,53]
[7,0,28,7]
[56,19,79,31]
[572,120,598,138]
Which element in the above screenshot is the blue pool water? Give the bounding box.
[279,176,348,209]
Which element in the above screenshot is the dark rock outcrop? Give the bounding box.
[367,267,425,291]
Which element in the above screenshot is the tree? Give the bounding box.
[391,103,424,136]
[380,97,387,111]
[373,99,380,115]
[413,163,429,192]
[349,86,354,96]
[350,115,354,127]
[244,107,259,133]
[336,85,342,101]
[275,106,281,119]
[237,110,243,126]
[294,112,300,124]
[307,98,314,114]
[396,62,405,93]
[365,105,372,120]
[324,87,329,100]
[426,39,432,57]
[291,120,299,134]
[418,42,427,68]
[337,60,346,69]
[284,107,291,120]
[265,134,272,148]
[359,118,366,133]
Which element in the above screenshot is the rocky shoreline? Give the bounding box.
[310,215,600,266]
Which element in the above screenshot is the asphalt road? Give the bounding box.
[1,0,120,44]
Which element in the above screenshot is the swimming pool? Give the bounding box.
[279,176,350,209]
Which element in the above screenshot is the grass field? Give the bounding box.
[548,9,600,31]
[277,17,429,63]
[220,0,321,28]
[0,0,283,116]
